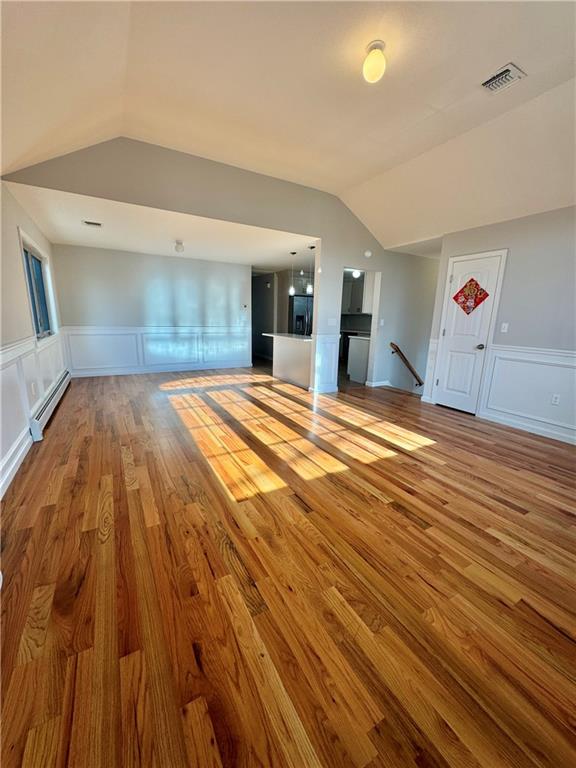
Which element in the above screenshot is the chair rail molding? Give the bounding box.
[310,333,340,393]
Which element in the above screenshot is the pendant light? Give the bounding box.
[288,252,296,296]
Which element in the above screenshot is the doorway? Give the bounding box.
[434,249,506,413]
[338,267,376,389]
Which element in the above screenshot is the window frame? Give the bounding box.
[19,229,56,342]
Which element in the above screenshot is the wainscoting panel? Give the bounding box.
[311,333,340,393]
[421,338,438,403]
[38,334,66,391]
[61,326,252,377]
[202,332,250,363]
[1,333,66,497]
[477,345,576,443]
[142,333,200,366]
[20,348,42,412]
[68,331,140,371]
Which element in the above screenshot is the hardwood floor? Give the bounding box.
[1,367,575,767]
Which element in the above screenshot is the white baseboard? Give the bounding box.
[421,395,435,404]
[478,411,575,445]
[365,379,392,388]
[69,360,252,378]
[0,427,33,498]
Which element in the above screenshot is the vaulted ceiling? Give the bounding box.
[2,1,575,249]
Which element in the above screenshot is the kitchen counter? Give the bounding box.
[262,333,313,341]
[263,333,313,389]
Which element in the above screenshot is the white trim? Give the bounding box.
[477,412,575,444]
[432,249,508,413]
[0,333,67,497]
[18,227,59,337]
[60,325,252,378]
[421,338,439,402]
[0,427,33,498]
[69,361,253,378]
[476,344,575,444]
[0,336,36,367]
[365,379,392,388]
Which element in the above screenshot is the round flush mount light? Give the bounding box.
[352,270,362,279]
[363,40,386,84]
[175,240,184,253]
[364,249,372,259]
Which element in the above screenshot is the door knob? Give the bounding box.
[476,343,485,350]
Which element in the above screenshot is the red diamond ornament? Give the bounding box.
[453,278,489,315]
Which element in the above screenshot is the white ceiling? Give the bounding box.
[343,78,575,249]
[393,237,443,259]
[2,1,574,195]
[6,182,316,271]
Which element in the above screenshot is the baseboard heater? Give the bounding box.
[29,370,71,441]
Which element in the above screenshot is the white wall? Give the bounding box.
[52,244,252,376]
[1,185,58,345]
[368,254,439,390]
[6,138,435,393]
[430,206,576,350]
[424,206,576,443]
[1,185,66,495]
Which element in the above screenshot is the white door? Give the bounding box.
[435,251,505,413]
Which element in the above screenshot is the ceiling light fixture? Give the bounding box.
[175,240,184,253]
[352,270,362,279]
[363,40,386,84]
[364,250,372,259]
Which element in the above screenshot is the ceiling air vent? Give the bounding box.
[82,220,102,227]
[482,63,526,93]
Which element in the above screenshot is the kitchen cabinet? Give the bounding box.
[361,271,375,314]
[341,272,375,315]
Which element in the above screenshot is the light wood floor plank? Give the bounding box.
[2,366,575,767]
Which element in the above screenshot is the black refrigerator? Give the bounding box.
[288,295,313,335]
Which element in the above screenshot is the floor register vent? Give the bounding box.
[30,370,71,441]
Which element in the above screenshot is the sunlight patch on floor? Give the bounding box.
[272,383,436,451]
[160,373,275,391]
[238,387,396,464]
[169,393,286,501]
[206,390,348,478]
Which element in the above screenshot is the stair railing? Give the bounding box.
[390,343,424,387]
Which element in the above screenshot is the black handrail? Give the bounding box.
[390,343,424,387]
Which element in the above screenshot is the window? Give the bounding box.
[23,248,52,338]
